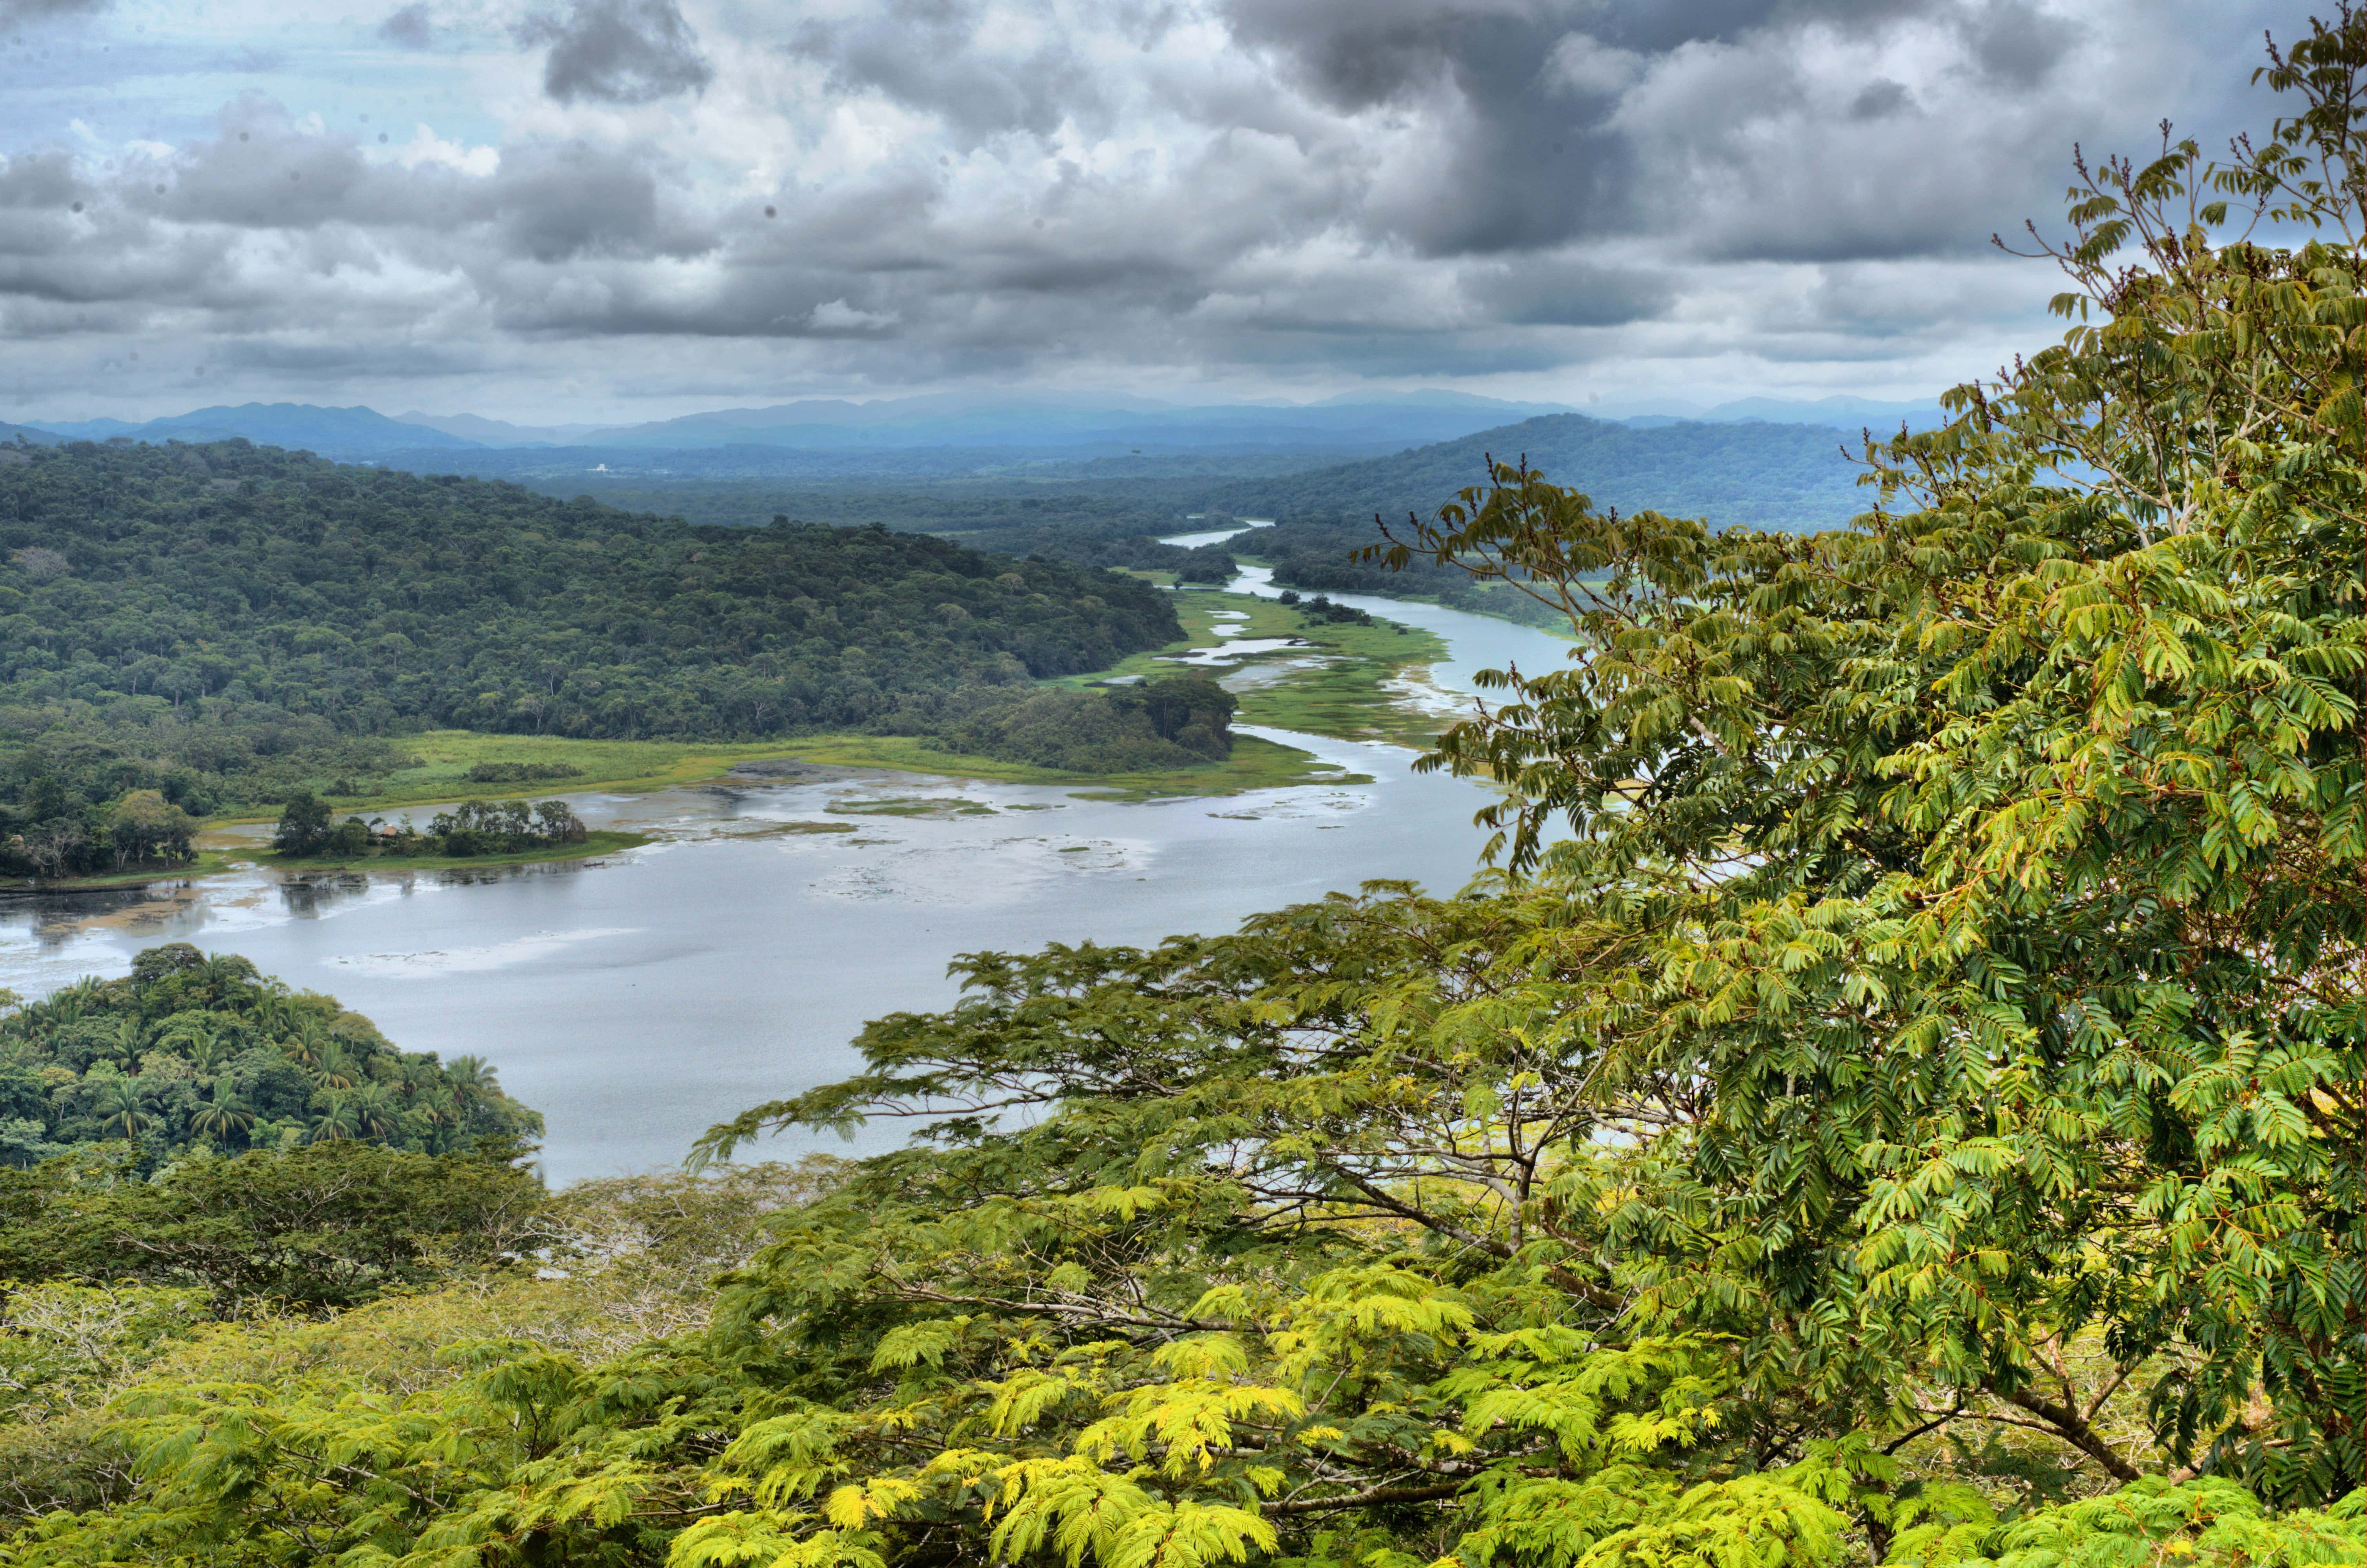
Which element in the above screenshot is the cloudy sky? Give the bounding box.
[0,0,2301,421]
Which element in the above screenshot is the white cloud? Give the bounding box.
[1544,33,1642,97]
[386,124,501,175]
[807,297,894,331]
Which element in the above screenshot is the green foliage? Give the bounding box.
[1892,1480,2364,1568]
[929,673,1240,772]
[275,793,589,860]
[96,790,193,872]
[0,1138,546,1311]
[266,788,331,854]
[0,942,538,1168]
[462,760,584,784]
[1372,23,2367,1504]
[1275,590,1377,626]
[958,525,1242,582]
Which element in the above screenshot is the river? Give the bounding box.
[0,548,1575,1182]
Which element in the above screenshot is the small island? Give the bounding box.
[255,791,650,874]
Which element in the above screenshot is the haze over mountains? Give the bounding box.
[15,392,1946,466]
[2,393,1942,535]
[1218,414,1872,534]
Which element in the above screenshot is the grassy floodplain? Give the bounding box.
[269,588,1438,818]
[37,583,1450,892]
[282,732,825,818]
[777,731,1356,801]
[1068,588,1453,752]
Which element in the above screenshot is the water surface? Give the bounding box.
[0,578,1576,1182]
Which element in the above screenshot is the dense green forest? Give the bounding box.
[924,671,1237,772]
[483,477,1187,536]
[1,23,2362,1568]
[0,441,1183,873]
[0,942,537,1171]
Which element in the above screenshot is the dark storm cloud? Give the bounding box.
[0,0,107,27]
[377,3,436,48]
[515,0,714,104]
[0,148,80,209]
[1462,257,1674,327]
[1214,0,2118,262]
[489,140,715,260]
[787,0,1099,141]
[1954,0,2077,85]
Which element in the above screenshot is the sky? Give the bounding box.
[0,0,2306,422]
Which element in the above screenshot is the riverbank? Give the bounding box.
[768,732,1360,801]
[236,829,654,877]
[0,849,242,895]
[210,734,823,825]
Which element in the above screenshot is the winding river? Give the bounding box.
[0,545,1575,1182]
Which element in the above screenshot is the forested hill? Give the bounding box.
[0,438,1179,820]
[1215,413,1870,531]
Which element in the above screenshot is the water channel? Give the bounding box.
[0,536,1576,1182]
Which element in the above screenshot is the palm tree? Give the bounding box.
[445,1055,496,1120]
[283,1020,329,1069]
[96,1076,151,1140]
[308,1093,359,1143]
[190,1089,255,1142]
[160,1018,228,1074]
[44,979,105,1027]
[191,952,254,1004]
[310,1041,357,1092]
[347,1082,400,1141]
[108,1014,147,1054]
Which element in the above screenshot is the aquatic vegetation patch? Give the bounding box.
[825,796,999,819]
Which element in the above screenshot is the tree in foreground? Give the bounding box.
[3,15,2363,1568]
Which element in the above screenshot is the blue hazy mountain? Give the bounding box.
[1216,412,1873,533]
[23,392,1576,461]
[27,403,482,457]
[1698,395,1947,430]
[524,391,1578,453]
[393,411,616,446]
[1601,395,1946,432]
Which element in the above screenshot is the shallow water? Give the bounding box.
[1158,518,1273,549]
[0,575,1578,1183]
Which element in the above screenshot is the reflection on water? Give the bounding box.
[277,873,375,918]
[0,584,1578,1184]
[1157,519,1274,548]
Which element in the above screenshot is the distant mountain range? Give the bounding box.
[1213,413,1874,533]
[6,391,1946,467]
[13,393,1578,462]
[1656,395,1947,432]
[24,403,483,454]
